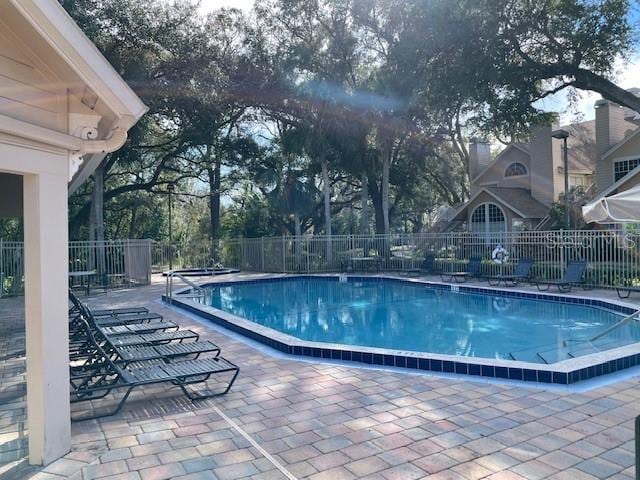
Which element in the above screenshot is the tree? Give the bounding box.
[408,0,638,132]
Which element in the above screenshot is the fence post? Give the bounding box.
[240,237,246,269]
[0,238,3,297]
[282,236,286,273]
[261,237,265,272]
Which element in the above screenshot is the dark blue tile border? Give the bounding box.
[165,275,640,385]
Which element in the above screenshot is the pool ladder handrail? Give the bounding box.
[511,309,640,364]
[165,270,205,305]
[586,309,640,344]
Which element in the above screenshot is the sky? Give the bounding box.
[538,55,640,125]
[199,0,254,12]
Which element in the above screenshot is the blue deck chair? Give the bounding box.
[534,260,589,293]
[486,258,534,287]
[441,257,482,283]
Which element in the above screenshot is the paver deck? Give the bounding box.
[2,273,639,479]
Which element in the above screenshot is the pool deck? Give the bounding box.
[4,272,640,479]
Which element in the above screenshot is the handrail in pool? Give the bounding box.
[165,270,205,304]
[587,309,640,343]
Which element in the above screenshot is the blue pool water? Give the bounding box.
[198,278,640,364]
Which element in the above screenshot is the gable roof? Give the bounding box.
[473,143,530,182]
[591,163,640,201]
[601,127,640,161]
[7,0,147,192]
[451,187,549,221]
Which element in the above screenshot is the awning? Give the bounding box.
[582,184,640,223]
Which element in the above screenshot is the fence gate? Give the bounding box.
[124,240,152,285]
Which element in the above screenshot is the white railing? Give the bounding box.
[1,239,152,295]
[3,230,640,295]
[206,230,640,288]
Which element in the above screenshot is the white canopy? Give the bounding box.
[582,184,640,223]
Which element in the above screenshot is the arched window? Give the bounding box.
[505,162,527,177]
[471,203,506,237]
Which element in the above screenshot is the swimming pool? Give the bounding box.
[168,276,640,384]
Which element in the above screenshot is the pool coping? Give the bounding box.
[163,274,640,385]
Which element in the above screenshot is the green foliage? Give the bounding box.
[57,0,637,243]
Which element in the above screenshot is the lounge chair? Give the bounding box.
[441,257,482,283]
[90,306,149,317]
[615,285,640,299]
[533,260,589,293]
[407,254,438,276]
[69,291,163,325]
[486,258,534,287]
[68,293,201,363]
[70,318,238,421]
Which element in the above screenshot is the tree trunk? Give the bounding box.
[368,180,385,234]
[381,144,390,235]
[320,156,332,264]
[360,173,369,235]
[207,149,221,262]
[320,157,332,236]
[92,163,106,283]
[128,207,137,238]
[293,212,302,237]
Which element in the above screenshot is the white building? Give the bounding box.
[0,0,146,465]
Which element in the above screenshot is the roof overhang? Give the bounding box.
[473,144,530,182]
[7,0,148,193]
[591,164,640,202]
[601,127,640,161]
[450,188,533,221]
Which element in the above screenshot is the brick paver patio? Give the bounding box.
[2,273,639,479]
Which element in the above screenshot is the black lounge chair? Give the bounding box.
[441,257,482,283]
[69,291,162,325]
[486,258,534,287]
[533,260,589,293]
[106,329,200,347]
[70,319,238,421]
[70,307,219,368]
[407,254,439,276]
[69,294,176,338]
[615,285,640,299]
[91,306,149,317]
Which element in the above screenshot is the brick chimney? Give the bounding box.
[468,138,491,180]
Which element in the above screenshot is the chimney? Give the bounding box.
[468,138,491,179]
[595,99,626,188]
[529,124,558,206]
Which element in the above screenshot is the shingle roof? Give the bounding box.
[561,120,596,173]
[484,187,550,218]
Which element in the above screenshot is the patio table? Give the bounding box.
[69,270,97,295]
[345,257,383,273]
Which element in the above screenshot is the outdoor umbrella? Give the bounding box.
[582,184,640,223]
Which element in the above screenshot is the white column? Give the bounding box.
[23,171,71,465]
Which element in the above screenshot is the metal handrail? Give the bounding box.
[165,270,205,304]
[587,309,640,343]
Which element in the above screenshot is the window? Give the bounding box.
[504,162,527,177]
[614,158,640,182]
[569,175,586,187]
[471,203,506,238]
[512,219,526,232]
